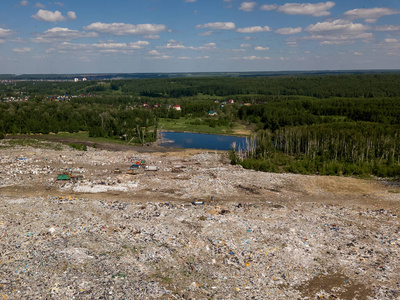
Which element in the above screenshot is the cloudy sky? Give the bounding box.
[0,0,399,73]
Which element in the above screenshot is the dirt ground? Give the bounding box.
[0,138,399,299]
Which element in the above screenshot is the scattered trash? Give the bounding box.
[192,199,204,205]
[0,140,398,299]
[145,165,158,171]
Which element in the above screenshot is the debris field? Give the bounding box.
[0,139,399,299]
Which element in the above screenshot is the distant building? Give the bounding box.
[173,105,181,111]
[228,99,234,104]
[82,78,87,81]
[208,110,218,116]
[74,78,79,82]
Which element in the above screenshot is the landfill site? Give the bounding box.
[0,138,399,299]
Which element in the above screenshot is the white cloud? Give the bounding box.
[32,27,98,42]
[378,38,400,54]
[54,2,64,6]
[232,56,270,60]
[261,1,335,17]
[92,41,149,51]
[35,2,45,8]
[32,9,77,22]
[20,1,28,6]
[196,22,235,30]
[305,32,373,45]
[239,2,257,12]
[83,22,167,36]
[344,7,399,23]
[148,50,161,56]
[305,19,368,34]
[240,43,251,47]
[185,0,196,2]
[260,4,278,11]
[67,11,76,20]
[0,28,14,38]
[254,46,269,50]
[147,55,171,60]
[198,31,213,36]
[375,25,400,31]
[143,35,160,40]
[286,41,298,47]
[236,26,271,33]
[131,40,149,46]
[320,40,354,45]
[288,19,373,46]
[157,41,217,51]
[46,42,90,53]
[177,56,209,59]
[32,9,63,22]
[275,27,302,35]
[354,52,363,56]
[47,40,149,54]
[197,43,217,50]
[13,47,31,53]
[157,41,186,49]
[93,43,127,49]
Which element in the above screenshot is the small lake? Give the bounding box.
[159,132,249,151]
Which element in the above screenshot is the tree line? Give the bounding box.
[0,101,157,144]
[4,73,400,99]
[231,123,400,177]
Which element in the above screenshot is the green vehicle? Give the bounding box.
[57,174,70,180]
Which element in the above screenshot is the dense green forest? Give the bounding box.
[1,73,400,178]
[3,73,400,98]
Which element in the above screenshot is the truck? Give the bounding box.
[145,165,158,171]
[127,169,138,175]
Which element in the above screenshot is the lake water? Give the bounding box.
[159,132,248,151]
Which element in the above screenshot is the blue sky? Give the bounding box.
[0,0,399,73]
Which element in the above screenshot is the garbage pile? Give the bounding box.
[0,196,399,299]
[0,139,399,298]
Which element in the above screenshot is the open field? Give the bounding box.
[0,138,399,299]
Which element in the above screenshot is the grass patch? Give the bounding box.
[160,276,173,284]
[49,132,144,146]
[68,143,87,151]
[158,117,250,136]
[2,139,64,150]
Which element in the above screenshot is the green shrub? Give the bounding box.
[68,143,87,151]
